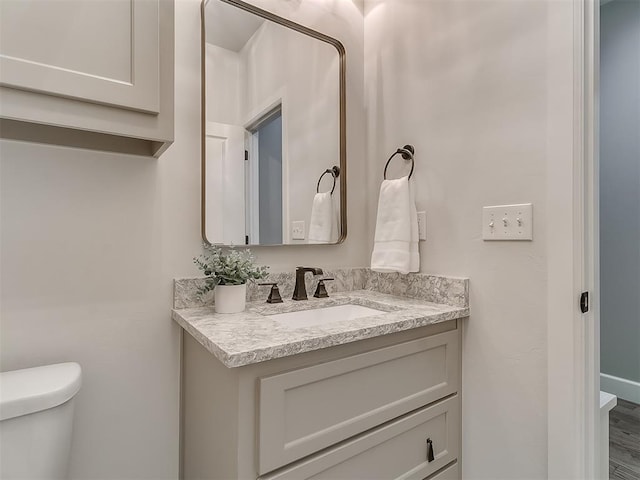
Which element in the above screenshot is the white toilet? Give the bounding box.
[0,362,82,479]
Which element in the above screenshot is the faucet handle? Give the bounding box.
[313,278,334,298]
[259,283,283,304]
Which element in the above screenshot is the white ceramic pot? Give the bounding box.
[214,284,247,314]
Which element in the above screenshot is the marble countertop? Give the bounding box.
[172,289,469,368]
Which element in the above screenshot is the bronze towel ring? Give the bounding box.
[383,145,415,180]
[317,166,340,194]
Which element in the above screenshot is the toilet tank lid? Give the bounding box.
[0,363,82,421]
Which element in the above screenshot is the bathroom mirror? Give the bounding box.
[201,0,346,246]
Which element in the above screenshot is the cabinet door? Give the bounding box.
[260,396,460,480]
[258,330,459,474]
[0,0,159,113]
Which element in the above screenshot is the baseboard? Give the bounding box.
[601,373,640,404]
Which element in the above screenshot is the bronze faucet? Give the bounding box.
[292,267,323,301]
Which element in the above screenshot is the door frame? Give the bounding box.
[203,121,247,246]
[548,0,600,478]
[247,130,261,245]
[244,90,290,244]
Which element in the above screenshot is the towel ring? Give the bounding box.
[317,166,340,194]
[383,145,415,180]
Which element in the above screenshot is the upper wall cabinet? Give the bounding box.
[0,0,174,158]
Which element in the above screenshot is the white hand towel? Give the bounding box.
[371,176,420,274]
[308,192,334,243]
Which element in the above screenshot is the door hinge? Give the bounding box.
[244,150,249,161]
[245,235,249,245]
[580,291,589,313]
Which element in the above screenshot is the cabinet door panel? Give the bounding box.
[258,330,459,474]
[0,0,159,113]
[260,396,460,480]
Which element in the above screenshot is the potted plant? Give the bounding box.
[194,244,269,313]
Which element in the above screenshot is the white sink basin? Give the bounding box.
[270,304,385,328]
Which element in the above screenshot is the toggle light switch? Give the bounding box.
[482,203,533,240]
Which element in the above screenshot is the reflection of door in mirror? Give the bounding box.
[205,122,246,245]
[246,108,283,245]
[202,0,345,246]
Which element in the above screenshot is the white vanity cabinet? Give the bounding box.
[181,320,462,480]
[0,0,174,157]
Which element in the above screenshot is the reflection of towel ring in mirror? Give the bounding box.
[383,145,415,180]
[317,166,340,194]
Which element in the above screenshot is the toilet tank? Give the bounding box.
[0,363,82,480]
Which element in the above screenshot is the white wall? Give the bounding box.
[1,0,582,477]
[0,2,202,478]
[0,1,366,477]
[206,42,243,125]
[364,0,573,477]
[600,0,640,387]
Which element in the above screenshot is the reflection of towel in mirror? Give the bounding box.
[371,176,419,273]
[308,192,334,243]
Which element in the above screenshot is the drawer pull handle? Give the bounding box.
[426,438,435,462]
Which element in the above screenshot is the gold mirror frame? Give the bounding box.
[200,0,347,246]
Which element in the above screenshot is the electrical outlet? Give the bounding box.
[417,211,427,240]
[291,221,305,240]
[482,203,533,240]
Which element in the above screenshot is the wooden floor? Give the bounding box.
[610,399,640,480]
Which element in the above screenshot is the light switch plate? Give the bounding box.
[291,221,305,240]
[482,203,533,240]
[417,211,427,241]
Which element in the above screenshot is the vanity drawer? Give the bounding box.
[259,395,460,480]
[258,329,459,474]
[427,461,459,480]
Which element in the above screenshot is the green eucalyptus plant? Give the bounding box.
[194,244,269,294]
